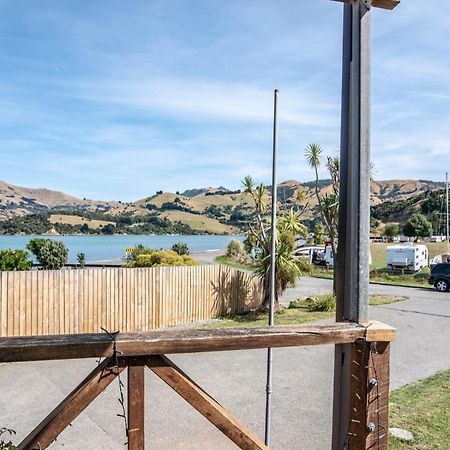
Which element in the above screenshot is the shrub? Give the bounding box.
[0,427,16,450]
[302,294,336,312]
[226,240,245,259]
[0,249,32,271]
[171,242,190,256]
[129,250,198,268]
[77,252,86,268]
[37,240,68,270]
[26,238,48,259]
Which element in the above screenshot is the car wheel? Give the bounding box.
[435,279,449,292]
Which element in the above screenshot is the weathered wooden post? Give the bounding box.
[128,356,146,450]
[331,1,400,449]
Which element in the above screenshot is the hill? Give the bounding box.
[0,180,118,219]
[0,179,444,235]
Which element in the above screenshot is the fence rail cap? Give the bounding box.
[0,321,395,363]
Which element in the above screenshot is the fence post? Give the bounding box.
[348,340,391,449]
[128,356,146,450]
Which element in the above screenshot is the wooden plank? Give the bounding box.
[18,357,126,450]
[0,322,395,363]
[127,357,145,450]
[147,355,267,450]
[363,320,396,342]
[348,340,391,449]
[331,0,400,11]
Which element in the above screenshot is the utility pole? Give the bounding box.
[331,1,399,448]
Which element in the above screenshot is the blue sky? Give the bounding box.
[0,0,448,201]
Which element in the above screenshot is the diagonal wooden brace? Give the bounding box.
[147,355,268,450]
[18,357,127,450]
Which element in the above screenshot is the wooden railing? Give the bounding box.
[0,266,263,337]
[0,321,396,449]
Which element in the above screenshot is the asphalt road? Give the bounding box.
[1,278,449,449]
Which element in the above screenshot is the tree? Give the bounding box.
[242,176,309,310]
[0,249,32,271]
[383,223,399,241]
[403,214,433,239]
[305,143,339,291]
[36,240,68,270]
[101,224,115,235]
[172,242,190,256]
[313,222,325,245]
[26,238,47,260]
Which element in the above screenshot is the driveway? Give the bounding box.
[0,279,449,449]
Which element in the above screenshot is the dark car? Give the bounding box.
[429,263,450,292]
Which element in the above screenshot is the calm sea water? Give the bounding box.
[0,235,243,263]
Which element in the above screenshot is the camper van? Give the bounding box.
[386,243,428,272]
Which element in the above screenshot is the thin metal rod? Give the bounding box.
[264,88,279,447]
[446,172,449,252]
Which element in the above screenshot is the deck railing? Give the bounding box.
[0,321,395,449]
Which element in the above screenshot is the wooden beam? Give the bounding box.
[147,355,268,450]
[331,0,400,11]
[18,357,126,450]
[348,341,391,449]
[0,322,396,363]
[127,357,145,450]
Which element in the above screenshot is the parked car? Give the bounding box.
[428,263,450,292]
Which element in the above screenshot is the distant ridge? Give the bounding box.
[0,178,444,234]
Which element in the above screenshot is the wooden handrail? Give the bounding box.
[0,321,395,363]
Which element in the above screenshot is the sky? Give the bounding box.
[0,0,449,201]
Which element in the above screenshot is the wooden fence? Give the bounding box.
[0,265,263,337]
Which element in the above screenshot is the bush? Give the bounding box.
[26,238,47,259]
[226,240,245,259]
[290,294,336,312]
[37,240,68,270]
[171,242,190,256]
[128,250,198,268]
[0,249,32,271]
[77,252,86,268]
[0,427,16,450]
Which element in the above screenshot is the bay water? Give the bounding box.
[0,235,243,263]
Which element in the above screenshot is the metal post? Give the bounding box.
[332,1,372,448]
[446,172,449,250]
[264,88,279,447]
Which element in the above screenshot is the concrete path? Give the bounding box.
[1,279,449,449]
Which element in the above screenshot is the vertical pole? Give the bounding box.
[333,1,372,448]
[264,88,279,447]
[128,356,145,450]
[446,172,449,251]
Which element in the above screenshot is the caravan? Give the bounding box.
[386,242,428,272]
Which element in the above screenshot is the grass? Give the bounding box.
[371,242,449,269]
[161,210,236,234]
[201,306,332,328]
[49,214,114,230]
[215,255,256,271]
[202,294,407,328]
[216,243,445,289]
[389,370,450,449]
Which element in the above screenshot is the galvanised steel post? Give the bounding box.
[332,1,372,448]
[264,88,279,447]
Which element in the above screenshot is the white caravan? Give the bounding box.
[386,242,428,272]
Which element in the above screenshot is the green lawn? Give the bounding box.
[389,370,450,449]
[201,294,406,328]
